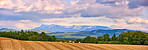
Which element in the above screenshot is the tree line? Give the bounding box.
[0,30,148,45]
[0,30,66,42]
[74,31,148,45]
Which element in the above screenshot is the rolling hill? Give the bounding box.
[0,37,147,50]
[0,27,135,39]
[28,29,51,33]
[0,28,51,33]
[47,29,134,39]
[0,28,16,32]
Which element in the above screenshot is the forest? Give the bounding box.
[0,30,148,45]
[75,31,148,45]
[0,30,66,42]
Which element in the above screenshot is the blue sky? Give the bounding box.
[0,0,148,31]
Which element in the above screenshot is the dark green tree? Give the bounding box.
[111,33,117,41]
[82,36,98,43]
[75,39,82,43]
[97,36,103,41]
[41,32,46,36]
[119,33,124,42]
[0,30,59,42]
[103,34,110,41]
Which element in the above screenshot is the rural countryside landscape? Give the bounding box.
[0,0,148,50]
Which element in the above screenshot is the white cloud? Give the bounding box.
[0,0,147,31]
[0,0,65,14]
[111,24,148,31]
[0,20,40,30]
[70,1,79,5]
[0,16,148,31]
[0,0,14,9]
[111,17,148,31]
[40,16,115,26]
[1,17,114,30]
[0,0,143,18]
[79,0,142,18]
[126,17,148,24]
[0,10,20,15]
[114,19,125,22]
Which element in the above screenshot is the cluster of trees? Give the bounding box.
[74,31,148,45]
[0,30,65,42]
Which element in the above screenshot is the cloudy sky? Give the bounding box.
[0,0,148,31]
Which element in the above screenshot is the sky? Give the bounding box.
[0,0,148,31]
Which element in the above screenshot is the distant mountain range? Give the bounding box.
[0,28,16,32]
[34,24,112,32]
[0,24,143,39]
[46,29,134,39]
[28,29,51,33]
[0,28,51,33]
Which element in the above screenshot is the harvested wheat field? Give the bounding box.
[0,37,148,50]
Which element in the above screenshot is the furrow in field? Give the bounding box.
[47,42,63,50]
[35,41,50,50]
[35,41,56,50]
[77,43,105,50]
[18,41,32,50]
[47,42,73,50]
[10,40,25,50]
[25,41,47,50]
[89,44,119,50]
[20,41,35,50]
[99,44,148,50]
[0,40,2,50]
[73,43,100,50]
[56,42,80,50]
[67,43,89,50]
[37,41,59,50]
[0,40,14,50]
[0,37,148,50]
[86,44,106,50]
[106,45,134,50]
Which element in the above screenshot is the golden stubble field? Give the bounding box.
[0,37,147,50]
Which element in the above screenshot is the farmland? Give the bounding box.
[0,37,147,50]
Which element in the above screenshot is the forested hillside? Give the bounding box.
[47,29,134,39]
